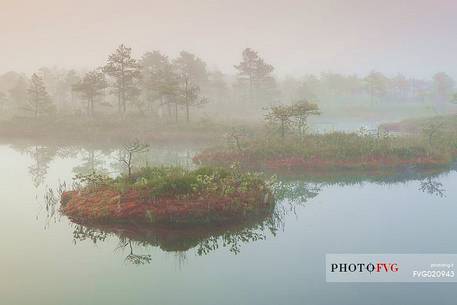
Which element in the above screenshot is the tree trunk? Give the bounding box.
[281,120,285,138]
[118,91,121,113]
[249,74,253,103]
[186,102,190,123]
[34,98,38,118]
[185,79,190,122]
[235,136,242,152]
[127,152,132,178]
[167,102,172,119]
[121,63,126,114]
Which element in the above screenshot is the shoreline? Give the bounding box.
[194,151,453,173]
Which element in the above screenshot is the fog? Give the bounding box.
[2,0,457,78]
[3,3,457,305]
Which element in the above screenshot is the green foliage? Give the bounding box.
[103,44,141,113]
[25,73,55,118]
[193,166,228,177]
[210,127,457,168]
[74,172,113,191]
[101,165,269,200]
[152,174,197,197]
[265,104,295,138]
[72,69,107,116]
[265,101,320,138]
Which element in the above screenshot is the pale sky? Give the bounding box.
[1,0,456,78]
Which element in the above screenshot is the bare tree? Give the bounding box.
[119,140,149,178]
[225,127,249,152]
[123,240,152,265]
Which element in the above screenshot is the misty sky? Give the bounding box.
[1,0,457,78]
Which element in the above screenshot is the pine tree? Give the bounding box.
[140,51,172,113]
[234,48,275,104]
[72,70,107,116]
[103,44,141,114]
[173,51,208,122]
[25,73,54,118]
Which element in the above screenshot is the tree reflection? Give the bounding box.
[58,170,452,265]
[109,145,198,175]
[419,177,446,197]
[67,180,321,264]
[73,148,110,176]
[36,147,453,266]
[122,241,152,265]
[272,180,321,216]
[27,145,56,188]
[72,223,108,244]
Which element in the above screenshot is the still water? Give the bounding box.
[1,143,456,305]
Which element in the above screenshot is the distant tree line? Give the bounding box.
[0,45,455,120]
[282,71,456,108]
[0,45,278,121]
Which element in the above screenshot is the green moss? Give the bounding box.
[74,165,270,201]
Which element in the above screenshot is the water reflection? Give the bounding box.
[42,178,320,263]
[70,212,282,260]
[59,170,451,264]
[27,145,57,188]
[30,142,453,264]
[283,169,451,198]
[67,177,318,258]
[419,177,446,197]
[7,141,200,191]
[73,148,111,176]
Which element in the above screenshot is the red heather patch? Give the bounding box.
[194,150,448,171]
[264,156,448,171]
[61,187,271,225]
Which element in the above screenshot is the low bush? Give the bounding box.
[63,165,275,225]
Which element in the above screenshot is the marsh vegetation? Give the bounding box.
[61,165,274,225]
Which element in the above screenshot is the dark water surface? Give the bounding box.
[1,143,456,305]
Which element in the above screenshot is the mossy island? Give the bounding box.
[61,166,275,226]
[194,130,457,173]
[190,103,457,174]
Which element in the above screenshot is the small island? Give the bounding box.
[192,103,457,174]
[193,131,456,173]
[61,166,274,226]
